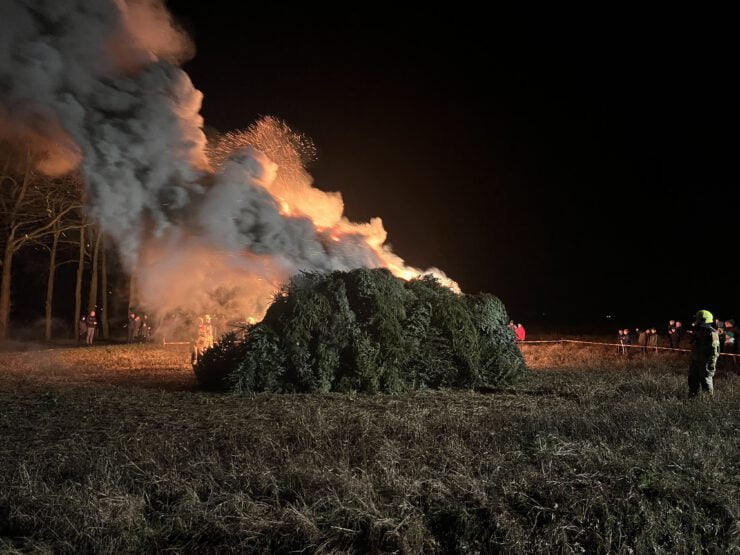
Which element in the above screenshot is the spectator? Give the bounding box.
[85,310,97,346]
[637,328,648,353]
[127,312,137,343]
[715,318,726,354]
[618,329,628,355]
[139,314,151,342]
[668,320,679,348]
[622,328,632,346]
[79,314,87,343]
[647,327,659,353]
[674,321,683,347]
[132,315,142,342]
[515,323,526,342]
[722,319,737,369]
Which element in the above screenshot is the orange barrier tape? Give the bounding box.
[515,340,562,344]
[520,339,740,357]
[162,338,191,346]
[162,336,740,357]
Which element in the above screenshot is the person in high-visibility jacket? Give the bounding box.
[688,309,720,397]
[203,314,214,349]
[191,317,207,365]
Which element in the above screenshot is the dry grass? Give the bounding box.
[0,341,738,553]
[0,343,193,390]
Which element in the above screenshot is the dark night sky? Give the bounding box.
[163,3,737,329]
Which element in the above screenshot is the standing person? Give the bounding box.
[644,328,651,352]
[623,329,633,356]
[714,318,725,355]
[668,320,679,348]
[637,328,648,353]
[674,321,683,347]
[139,314,151,342]
[85,310,97,346]
[648,327,659,353]
[515,323,526,342]
[204,314,215,349]
[132,314,142,343]
[508,320,516,333]
[722,319,736,369]
[618,329,628,355]
[191,317,207,365]
[724,320,736,346]
[622,328,632,346]
[127,312,137,343]
[688,310,720,398]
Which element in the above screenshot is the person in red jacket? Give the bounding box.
[515,323,526,341]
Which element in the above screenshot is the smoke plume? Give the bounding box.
[0,0,456,335]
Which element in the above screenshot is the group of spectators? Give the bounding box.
[617,317,738,362]
[508,320,526,341]
[617,327,663,352]
[78,309,154,346]
[126,312,153,343]
[713,318,738,356]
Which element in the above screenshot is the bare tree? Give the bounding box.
[74,225,86,342]
[87,224,101,314]
[101,235,109,339]
[40,174,86,340]
[128,272,137,315]
[0,143,79,341]
[43,227,60,340]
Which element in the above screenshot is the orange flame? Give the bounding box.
[136,118,459,338]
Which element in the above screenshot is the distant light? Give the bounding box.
[605,315,613,319]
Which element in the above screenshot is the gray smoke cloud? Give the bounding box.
[0,0,207,265]
[0,0,454,333]
[197,147,381,271]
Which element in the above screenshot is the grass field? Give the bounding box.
[0,341,738,553]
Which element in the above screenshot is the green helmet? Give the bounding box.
[694,309,713,324]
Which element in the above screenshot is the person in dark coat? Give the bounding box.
[674,321,684,347]
[139,314,151,342]
[668,320,679,348]
[127,312,137,343]
[637,328,648,353]
[647,328,659,353]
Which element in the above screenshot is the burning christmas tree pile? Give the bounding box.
[195,268,526,393]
